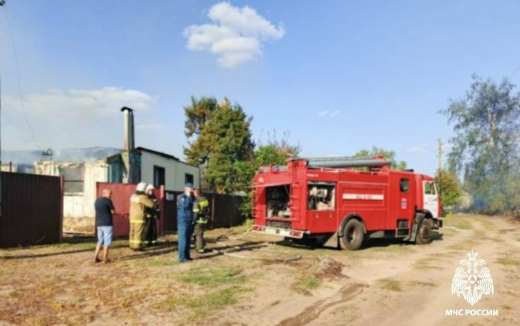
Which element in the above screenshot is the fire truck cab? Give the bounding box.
[251,157,442,250]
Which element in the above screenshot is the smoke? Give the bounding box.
[1,147,121,164]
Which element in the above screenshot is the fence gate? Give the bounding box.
[0,172,63,248]
[96,183,175,237]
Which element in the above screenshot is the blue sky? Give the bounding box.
[1,0,520,175]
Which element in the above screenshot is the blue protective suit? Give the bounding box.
[177,193,194,262]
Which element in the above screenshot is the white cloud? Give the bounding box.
[3,87,157,150]
[318,110,340,118]
[5,87,155,119]
[183,2,285,68]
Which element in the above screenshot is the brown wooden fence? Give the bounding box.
[0,172,63,248]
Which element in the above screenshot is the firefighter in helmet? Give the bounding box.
[144,185,160,246]
[129,182,155,250]
[192,188,210,253]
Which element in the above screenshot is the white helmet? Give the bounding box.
[146,185,155,192]
[136,182,147,192]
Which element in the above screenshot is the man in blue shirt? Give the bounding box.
[94,189,115,263]
[177,183,194,262]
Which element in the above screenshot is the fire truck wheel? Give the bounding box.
[416,218,433,244]
[340,219,364,250]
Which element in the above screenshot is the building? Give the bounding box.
[35,107,199,232]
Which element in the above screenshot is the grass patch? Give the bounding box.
[295,274,322,292]
[7,290,19,298]
[375,278,402,292]
[145,258,180,267]
[446,239,478,251]
[408,281,438,288]
[160,286,249,321]
[474,217,496,230]
[444,216,473,230]
[496,257,520,266]
[53,242,97,250]
[176,266,246,287]
[413,258,443,270]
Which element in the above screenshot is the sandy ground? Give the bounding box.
[1,214,519,326]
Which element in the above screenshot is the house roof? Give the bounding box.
[136,147,180,161]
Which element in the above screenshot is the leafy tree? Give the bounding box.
[184,96,219,165]
[441,75,520,214]
[353,147,407,170]
[184,97,254,194]
[435,170,462,209]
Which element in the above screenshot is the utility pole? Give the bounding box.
[0,0,5,217]
[438,139,443,177]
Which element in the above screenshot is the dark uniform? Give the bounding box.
[193,195,210,252]
[177,192,194,262]
[144,194,160,246]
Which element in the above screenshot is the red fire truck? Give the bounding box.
[251,156,442,250]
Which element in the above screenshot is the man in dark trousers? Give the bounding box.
[177,183,194,263]
[144,185,160,246]
[94,189,115,263]
[193,188,210,253]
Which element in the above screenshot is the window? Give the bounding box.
[400,178,409,192]
[185,173,194,185]
[308,183,335,211]
[153,166,165,188]
[62,165,84,193]
[424,182,436,195]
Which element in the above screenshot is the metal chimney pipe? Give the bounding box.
[121,107,135,151]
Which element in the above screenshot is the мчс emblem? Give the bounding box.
[451,249,494,306]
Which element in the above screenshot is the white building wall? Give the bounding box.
[82,161,110,217]
[64,195,85,217]
[56,160,109,218]
[140,151,199,192]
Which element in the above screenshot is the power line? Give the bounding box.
[4,4,41,150]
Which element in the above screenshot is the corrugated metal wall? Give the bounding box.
[140,151,200,192]
[0,172,63,248]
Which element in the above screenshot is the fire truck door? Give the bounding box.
[423,181,439,218]
[308,183,336,233]
[390,176,415,228]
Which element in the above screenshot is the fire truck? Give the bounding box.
[251,156,442,250]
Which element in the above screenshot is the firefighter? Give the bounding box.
[144,185,160,246]
[177,183,195,262]
[129,182,155,250]
[193,188,210,253]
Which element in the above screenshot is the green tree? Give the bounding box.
[353,147,407,170]
[441,75,520,214]
[435,170,462,209]
[236,135,301,216]
[184,97,254,194]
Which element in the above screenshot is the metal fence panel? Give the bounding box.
[0,172,63,248]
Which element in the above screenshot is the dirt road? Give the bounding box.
[1,214,519,325]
